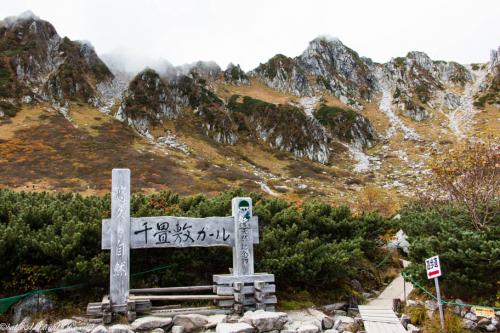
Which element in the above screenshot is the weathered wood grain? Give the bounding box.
[213,273,275,284]
[232,197,254,275]
[130,286,214,294]
[358,305,407,333]
[102,216,259,249]
[215,284,275,295]
[216,295,277,307]
[129,295,233,301]
[110,169,130,309]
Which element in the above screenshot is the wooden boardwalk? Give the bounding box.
[358,306,407,333]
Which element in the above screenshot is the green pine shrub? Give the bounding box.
[398,202,500,303]
[0,188,393,304]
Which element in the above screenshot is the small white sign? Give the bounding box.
[425,255,442,279]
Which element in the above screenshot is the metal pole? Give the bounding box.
[434,277,445,332]
[403,275,407,304]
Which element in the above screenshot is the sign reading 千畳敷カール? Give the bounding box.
[425,255,442,279]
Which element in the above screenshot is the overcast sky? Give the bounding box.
[2,0,499,72]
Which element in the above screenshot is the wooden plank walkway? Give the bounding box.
[358,305,407,333]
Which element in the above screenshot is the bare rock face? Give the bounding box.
[474,46,500,107]
[117,68,239,145]
[172,75,238,145]
[251,54,312,96]
[251,37,377,109]
[313,104,375,149]
[116,68,177,137]
[0,11,113,111]
[228,95,330,163]
[298,37,377,104]
[224,63,249,86]
[380,51,475,122]
[184,61,222,84]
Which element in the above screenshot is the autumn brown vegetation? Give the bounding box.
[427,140,499,230]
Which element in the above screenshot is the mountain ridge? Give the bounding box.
[0,12,498,210]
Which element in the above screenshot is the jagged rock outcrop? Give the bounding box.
[228,95,330,163]
[252,37,495,123]
[116,68,177,137]
[313,104,375,148]
[474,46,500,107]
[2,11,497,169]
[172,75,238,144]
[251,37,377,109]
[117,69,238,144]
[298,37,377,104]
[179,60,222,91]
[251,54,311,96]
[380,51,475,121]
[224,63,249,85]
[0,11,113,114]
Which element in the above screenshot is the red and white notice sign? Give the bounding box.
[425,255,442,279]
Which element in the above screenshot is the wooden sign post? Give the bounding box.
[232,197,254,276]
[101,169,275,318]
[110,169,131,310]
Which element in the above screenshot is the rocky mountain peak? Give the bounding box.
[181,60,221,82]
[251,54,310,96]
[405,51,434,71]
[298,36,376,103]
[251,37,377,107]
[473,45,500,107]
[301,36,348,57]
[116,68,176,137]
[224,63,249,85]
[490,46,499,72]
[0,11,113,114]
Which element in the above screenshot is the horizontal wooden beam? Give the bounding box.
[129,295,234,301]
[130,285,214,294]
[213,273,275,284]
[216,284,275,295]
[150,307,232,317]
[216,295,277,307]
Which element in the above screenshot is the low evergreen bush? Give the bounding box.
[0,189,392,302]
[398,202,499,303]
